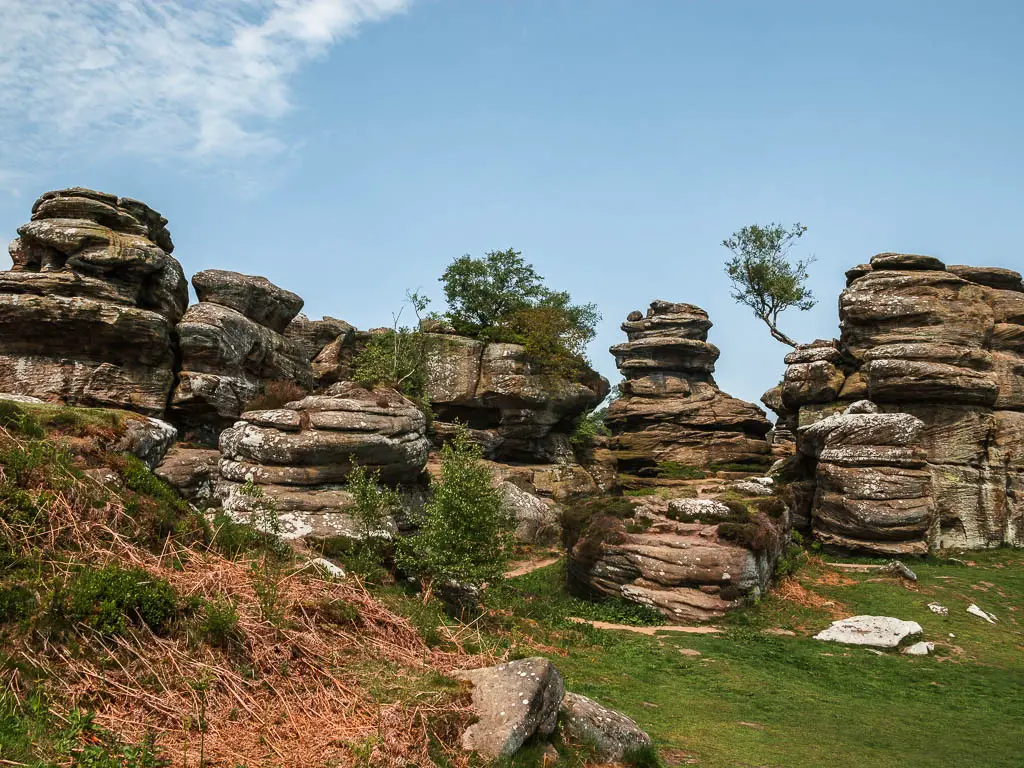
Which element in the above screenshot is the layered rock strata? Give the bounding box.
[606,301,772,479]
[773,253,1024,552]
[216,382,430,538]
[0,188,186,415]
[568,496,788,623]
[169,270,312,430]
[422,329,610,463]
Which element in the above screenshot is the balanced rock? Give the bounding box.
[169,271,312,430]
[779,254,1024,552]
[606,301,772,480]
[0,189,186,415]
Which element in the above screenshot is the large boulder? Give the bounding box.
[0,189,185,416]
[778,255,1024,551]
[455,658,565,760]
[606,301,772,480]
[423,334,609,463]
[169,275,312,431]
[559,692,653,763]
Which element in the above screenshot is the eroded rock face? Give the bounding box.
[169,273,312,431]
[0,189,186,415]
[606,301,772,480]
[423,334,609,463]
[568,497,788,623]
[780,254,1024,552]
[214,382,429,539]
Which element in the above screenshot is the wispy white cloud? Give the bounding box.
[0,0,409,180]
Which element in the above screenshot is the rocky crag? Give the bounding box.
[767,253,1024,553]
[0,188,187,415]
[606,301,773,485]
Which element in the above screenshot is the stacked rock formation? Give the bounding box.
[770,253,1024,552]
[605,301,772,480]
[169,270,312,431]
[422,329,610,464]
[568,496,788,623]
[0,188,187,415]
[217,382,430,539]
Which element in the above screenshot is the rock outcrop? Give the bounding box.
[169,270,312,431]
[606,301,772,481]
[773,254,1024,552]
[216,382,429,539]
[423,330,610,464]
[568,495,789,623]
[0,188,186,415]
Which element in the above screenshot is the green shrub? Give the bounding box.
[656,462,707,480]
[0,585,35,623]
[344,463,402,580]
[0,401,44,439]
[754,495,787,519]
[110,454,206,549]
[399,426,515,592]
[199,597,241,649]
[774,543,809,579]
[352,291,431,404]
[561,496,637,552]
[56,565,178,636]
[209,512,287,560]
[569,409,611,452]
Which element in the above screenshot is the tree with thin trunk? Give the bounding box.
[722,222,816,348]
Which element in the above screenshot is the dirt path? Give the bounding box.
[504,555,561,578]
[566,617,721,635]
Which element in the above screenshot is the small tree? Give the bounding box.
[345,462,403,578]
[399,426,515,600]
[722,223,816,348]
[439,248,600,372]
[353,290,430,401]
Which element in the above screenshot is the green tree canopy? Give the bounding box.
[722,223,816,348]
[439,248,599,374]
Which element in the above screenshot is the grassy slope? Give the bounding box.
[488,553,1024,768]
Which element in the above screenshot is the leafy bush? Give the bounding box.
[243,380,308,412]
[569,409,611,452]
[439,249,599,373]
[399,426,515,592]
[352,291,432,407]
[199,597,241,649]
[0,585,35,623]
[56,565,178,636]
[341,462,403,579]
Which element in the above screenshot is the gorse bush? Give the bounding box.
[439,249,599,374]
[399,426,515,592]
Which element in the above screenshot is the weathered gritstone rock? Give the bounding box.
[606,301,772,479]
[423,333,609,463]
[169,274,312,430]
[778,254,1024,552]
[215,383,429,539]
[500,482,561,546]
[0,189,186,415]
[155,447,222,504]
[283,314,355,365]
[455,658,565,759]
[568,499,788,623]
[559,692,653,763]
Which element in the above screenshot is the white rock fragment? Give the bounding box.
[813,615,923,649]
[927,602,949,616]
[902,641,934,656]
[966,604,997,624]
[309,557,345,579]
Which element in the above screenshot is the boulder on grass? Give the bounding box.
[559,692,653,763]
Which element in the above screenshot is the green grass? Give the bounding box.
[477,550,1024,768]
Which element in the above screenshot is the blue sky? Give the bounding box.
[1,0,1022,409]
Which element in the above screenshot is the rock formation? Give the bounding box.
[568,495,788,623]
[169,270,312,431]
[422,329,610,464]
[606,301,772,481]
[771,253,1024,552]
[0,188,186,415]
[216,382,430,539]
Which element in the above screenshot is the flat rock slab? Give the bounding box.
[560,692,653,763]
[814,615,923,649]
[455,657,564,759]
